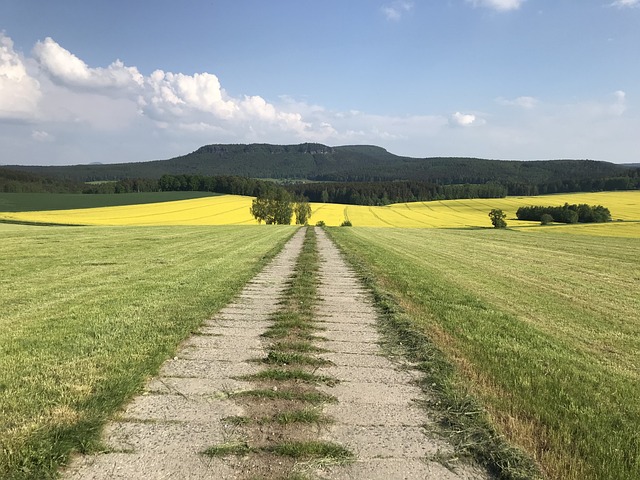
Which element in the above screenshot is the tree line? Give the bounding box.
[285,181,508,206]
[516,204,612,224]
[84,175,510,206]
[3,167,639,210]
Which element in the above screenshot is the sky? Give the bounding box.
[1,0,639,166]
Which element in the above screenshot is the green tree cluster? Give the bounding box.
[250,191,312,225]
[489,209,507,228]
[516,203,611,224]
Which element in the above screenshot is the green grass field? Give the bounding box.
[326,227,640,480]
[0,223,297,479]
[0,192,219,212]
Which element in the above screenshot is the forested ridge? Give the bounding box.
[2,143,639,205]
[7,142,637,184]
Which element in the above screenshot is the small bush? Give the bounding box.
[540,214,554,225]
[315,220,326,227]
[340,220,352,227]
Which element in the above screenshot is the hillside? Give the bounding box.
[6,143,633,185]
[0,167,85,193]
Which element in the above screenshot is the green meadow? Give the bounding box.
[327,227,640,480]
[0,224,296,479]
[0,191,218,213]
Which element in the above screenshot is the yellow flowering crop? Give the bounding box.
[1,190,639,237]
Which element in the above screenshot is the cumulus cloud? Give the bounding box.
[497,96,538,108]
[451,111,478,126]
[0,34,41,120]
[33,37,143,92]
[142,70,236,119]
[610,0,639,7]
[381,1,414,21]
[466,0,525,11]
[29,36,313,139]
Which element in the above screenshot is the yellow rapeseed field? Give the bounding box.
[0,195,256,226]
[2,190,639,236]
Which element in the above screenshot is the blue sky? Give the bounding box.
[1,0,639,165]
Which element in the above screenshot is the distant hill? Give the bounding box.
[6,143,634,185]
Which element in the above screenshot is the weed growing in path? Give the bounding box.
[209,227,351,478]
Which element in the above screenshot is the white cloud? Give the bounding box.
[381,1,414,21]
[451,111,478,126]
[31,130,54,142]
[142,70,236,119]
[28,37,313,140]
[609,90,627,116]
[497,96,538,108]
[0,34,41,120]
[610,0,639,7]
[467,0,525,12]
[33,37,143,92]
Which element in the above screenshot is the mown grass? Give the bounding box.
[0,191,218,212]
[0,224,297,479]
[327,227,640,480]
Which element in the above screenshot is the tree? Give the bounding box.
[294,198,312,225]
[250,190,293,224]
[540,213,554,225]
[489,209,507,228]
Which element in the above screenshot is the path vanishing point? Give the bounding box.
[64,228,489,479]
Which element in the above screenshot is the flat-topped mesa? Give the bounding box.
[193,143,336,156]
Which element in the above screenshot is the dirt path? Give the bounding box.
[64,227,489,479]
[63,229,306,479]
[311,228,488,479]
